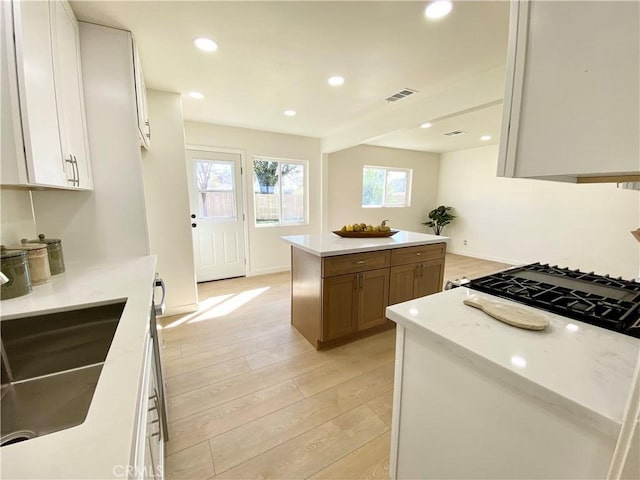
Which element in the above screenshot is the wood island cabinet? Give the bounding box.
[290,241,445,349]
[322,267,390,341]
[389,244,445,306]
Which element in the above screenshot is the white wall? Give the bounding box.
[438,145,640,279]
[326,145,440,232]
[184,121,322,275]
[142,90,198,315]
[0,190,36,246]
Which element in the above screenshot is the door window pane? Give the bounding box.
[195,160,236,219]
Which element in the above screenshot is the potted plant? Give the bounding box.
[422,205,456,235]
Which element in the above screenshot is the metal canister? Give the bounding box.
[0,246,32,300]
[26,234,65,275]
[17,241,51,285]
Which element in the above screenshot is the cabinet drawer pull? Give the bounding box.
[416,252,421,256]
[355,260,366,264]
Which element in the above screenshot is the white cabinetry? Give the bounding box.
[498,0,640,184]
[132,336,164,480]
[51,0,93,188]
[1,0,92,189]
[133,40,151,149]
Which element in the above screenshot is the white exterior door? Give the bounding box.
[186,149,246,282]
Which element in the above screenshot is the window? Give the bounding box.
[362,166,412,207]
[253,158,306,225]
[195,159,236,219]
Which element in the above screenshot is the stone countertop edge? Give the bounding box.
[281,230,450,257]
[386,287,640,440]
[0,255,157,480]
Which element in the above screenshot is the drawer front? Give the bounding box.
[322,251,391,277]
[390,243,446,266]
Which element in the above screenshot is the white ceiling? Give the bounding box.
[70,1,510,153]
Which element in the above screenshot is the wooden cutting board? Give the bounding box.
[463,295,549,331]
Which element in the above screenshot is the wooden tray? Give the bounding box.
[332,229,399,238]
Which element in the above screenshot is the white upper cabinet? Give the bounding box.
[10,0,66,187]
[133,39,150,149]
[498,0,640,183]
[51,0,93,189]
[2,0,92,189]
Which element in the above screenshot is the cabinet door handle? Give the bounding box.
[420,264,425,278]
[353,275,358,290]
[415,265,420,279]
[65,156,75,185]
[359,273,364,290]
[72,155,80,187]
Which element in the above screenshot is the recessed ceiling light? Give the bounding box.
[194,37,218,52]
[420,122,432,129]
[425,0,453,19]
[480,135,492,141]
[188,92,204,99]
[284,110,296,117]
[328,76,345,86]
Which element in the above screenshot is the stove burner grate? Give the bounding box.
[468,263,640,338]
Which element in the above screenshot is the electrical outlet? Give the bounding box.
[463,240,468,246]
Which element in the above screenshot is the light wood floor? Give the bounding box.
[158,253,510,480]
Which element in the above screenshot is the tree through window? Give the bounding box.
[253,158,306,225]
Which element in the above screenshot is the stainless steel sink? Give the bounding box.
[0,301,126,447]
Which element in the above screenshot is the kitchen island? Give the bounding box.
[386,287,640,479]
[1,257,161,479]
[281,230,448,349]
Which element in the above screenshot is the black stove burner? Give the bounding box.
[467,263,640,338]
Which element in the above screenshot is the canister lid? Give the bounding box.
[27,234,61,245]
[1,245,26,259]
[17,240,48,251]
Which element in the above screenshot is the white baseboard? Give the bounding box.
[247,266,291,277]
[160,303,198,317]
[447,248,523,267]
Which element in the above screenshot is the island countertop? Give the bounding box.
[386,286,640,437]
[281,230,449,257]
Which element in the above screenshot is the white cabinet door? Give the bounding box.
[51,0,93,189]
[133,39,150,149]
[12,0,67,187]
[498,0,640,183]
[146,354,163,479]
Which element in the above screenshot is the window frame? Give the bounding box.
[361,165,413,208]
[252,156,308,227]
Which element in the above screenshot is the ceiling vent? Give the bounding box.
[385,88,418,103]
[443,130,467,136]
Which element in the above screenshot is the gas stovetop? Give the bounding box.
[467,263,640,338]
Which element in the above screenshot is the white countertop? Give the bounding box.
[386,287,640,437]
[1,256,157,479]
[281,230,449,257]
